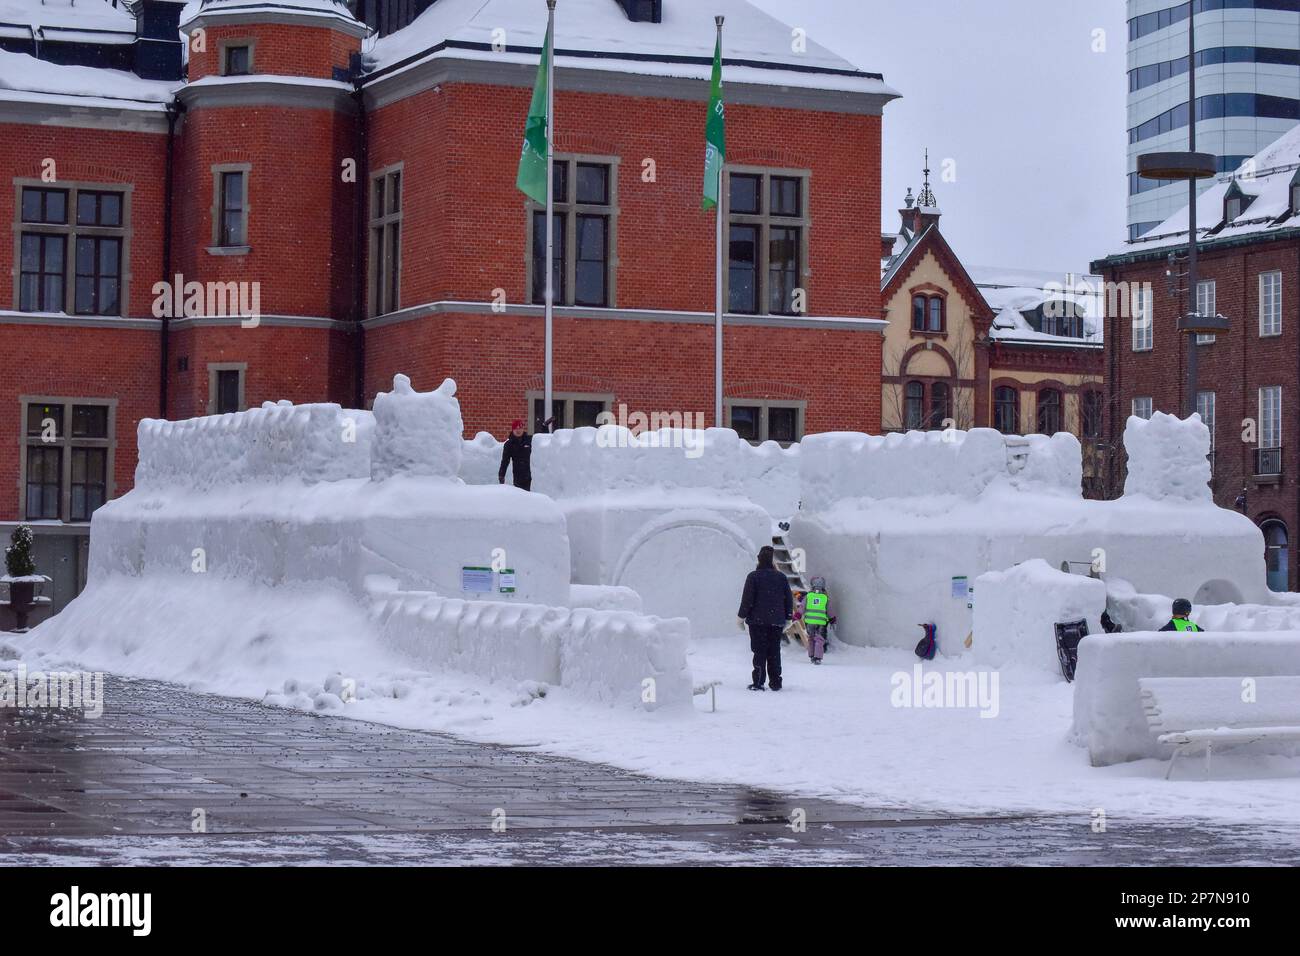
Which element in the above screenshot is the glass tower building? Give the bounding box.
[1127,0,1300,241]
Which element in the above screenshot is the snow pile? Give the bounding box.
[1123,411,1212,502]
[1071,631,1300,765]
[374,590,691,709]
[135,401,372,490]
[973,560,1106,674]
[1106,577,1300,631]
[568,584,643,612]
[370,374,461,481]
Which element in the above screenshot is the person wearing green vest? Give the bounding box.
[798,576,836,664]
[1159,597,1203,633]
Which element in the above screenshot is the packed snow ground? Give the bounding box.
[12,622,1299,828]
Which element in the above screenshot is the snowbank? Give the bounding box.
[373,590,691,709]
[973,561,1106,674]
[371,374,461,481]
[1071,631,1300,765]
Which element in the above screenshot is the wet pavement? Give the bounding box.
[1,675,1298,865]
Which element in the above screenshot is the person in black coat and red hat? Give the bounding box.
[498,419,534,491]
[737,546,793,691]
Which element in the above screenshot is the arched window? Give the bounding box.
[994,386,1019,434]
[1263,520,1289,592]
[904,381,925,431]
[912,295,927,332]
[1082,390,1103,439]
[929,297,944,332]
[1036,388,1062,435]
[929,382,952,430]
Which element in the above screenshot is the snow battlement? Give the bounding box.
[370,375,462,482]
[798,427,1082,510]
[1123,411,1213,502]
[135,401,373,490]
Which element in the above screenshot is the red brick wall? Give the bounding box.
[365,312,881,440]
[187,24,359,82]
[0,326,157,520]
[367,83,883,318]
[1102,238,1300,587]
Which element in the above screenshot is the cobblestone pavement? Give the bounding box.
[1,676,1296,865]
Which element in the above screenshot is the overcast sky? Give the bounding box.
[749,0,1128,274]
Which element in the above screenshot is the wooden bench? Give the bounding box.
[1139,676,1300,779]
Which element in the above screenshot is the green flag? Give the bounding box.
[702,32,725,211]
[516,21,552,205]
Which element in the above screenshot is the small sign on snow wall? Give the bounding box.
[461,566,494,593]
[498,570,516,594]
[951,576,969,599]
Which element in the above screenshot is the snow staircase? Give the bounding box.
[771,528,810,595]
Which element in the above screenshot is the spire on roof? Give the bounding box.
[916,149,938,210]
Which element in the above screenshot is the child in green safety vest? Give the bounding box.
[796,576,836,664]
[1159,597,1203,633]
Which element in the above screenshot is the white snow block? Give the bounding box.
[973,560,1106,673]
[1123,411,1212,502]
[568,584,643,612]
[374,591,692,709]
[370,374,462,481]
[1070,631,1300,765]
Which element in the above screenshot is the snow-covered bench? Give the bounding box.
[1139,676,1300,779]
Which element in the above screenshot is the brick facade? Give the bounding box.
[0,5,893,611]
[1096,237,1300,590]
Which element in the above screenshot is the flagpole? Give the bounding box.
[544,0,556,430]
[713,15,725,428]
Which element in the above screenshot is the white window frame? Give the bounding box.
[1131,285,1153,351]
[1259,386,1282,449]
[1132,396,1153,420]
[1259,271,1282,337]
[1196,279,1216,345]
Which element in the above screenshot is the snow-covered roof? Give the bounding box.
[179,0,362,31]
[365,0,897,97]
[0,47,180,108]
[0,0,136,44]
[1112,122,1300,257]
[972,265,1104,346]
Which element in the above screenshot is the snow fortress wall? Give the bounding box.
[374,590,692,709]
[790,419,1268,655]
[1071,632,1300,765]
[973,560,1107,674]
[60,377,691,707]
[462,426,786,636]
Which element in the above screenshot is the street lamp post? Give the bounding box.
[1136,7,1229,417]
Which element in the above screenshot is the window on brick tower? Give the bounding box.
[21,399,114,523]
[530,158,615,308]
[223,44,252,76]
[219,170,247,247]
[369,167,402,316]
[18,185,126,315]
[726,169,809,316]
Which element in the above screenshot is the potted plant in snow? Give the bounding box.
[3,525,41,631]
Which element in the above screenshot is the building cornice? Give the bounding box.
[0,96,170,132]
[1092,227,1300,271]
[362,53,896,116]
[168,314,352,331]
[362,300,885,333]
[181,6,370,39]
[0,311,162,331]
[177,77,356,113]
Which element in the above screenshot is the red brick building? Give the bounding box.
[0,0,897,610]
[1093,123,1300,592]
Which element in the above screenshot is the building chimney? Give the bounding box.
[134,0,186,80]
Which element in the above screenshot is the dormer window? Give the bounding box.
[911,293,945,333]
[616,0,663,22]
[222,44,252,76]
[1224,181,1253,223]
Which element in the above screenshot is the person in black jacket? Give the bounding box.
[499,419,533,490]
[737,546,794,691]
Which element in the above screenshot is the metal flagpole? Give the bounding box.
[714,15,725,428]
[545,0,556,429]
